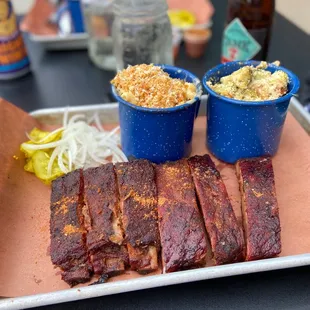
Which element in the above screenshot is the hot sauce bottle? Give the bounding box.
[221,0,275,63]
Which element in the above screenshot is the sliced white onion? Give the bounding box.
[47,146,61,177]
[58,148,69,174]
[93,112,105,132]
[68,114,86,126]
[26,127,64,144]
[63,107,69,127]
[22,136,73,150]
[67,149,73,171]
[25,110,128,176]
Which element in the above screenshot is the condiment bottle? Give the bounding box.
[0,0,30,80]
[221,0,275,63]
[112,0,173,71]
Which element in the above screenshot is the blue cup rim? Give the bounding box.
[111,64,202,114]
[202,60,300,106]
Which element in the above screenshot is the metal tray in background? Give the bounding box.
[0,96,310,310]
[29,33,88,50]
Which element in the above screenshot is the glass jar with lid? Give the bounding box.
[112,0,173,71]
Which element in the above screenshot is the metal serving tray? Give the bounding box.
[29,33,88,51]
[1,95,309,310]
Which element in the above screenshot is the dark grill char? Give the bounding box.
[236,157,281,261]
[155,159,208,273]
[115,160,160,273]
[188,155,244,264]
[83,164,128,276]
[50,169,92,286]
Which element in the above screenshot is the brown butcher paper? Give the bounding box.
[0,98,309,297]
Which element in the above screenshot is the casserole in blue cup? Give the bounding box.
[203,61,300,164]
[111,65,202,163]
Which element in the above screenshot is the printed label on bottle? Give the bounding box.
[0,1,30,75]
[221,18,261,63]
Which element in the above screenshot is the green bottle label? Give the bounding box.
[221,18,261,62]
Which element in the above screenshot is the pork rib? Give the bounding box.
[50,169,92,286]
[188,155,244,264]
[236,156,281,261]
[83,164,128,276]
[115,160,160,273]
[155,159,207,273]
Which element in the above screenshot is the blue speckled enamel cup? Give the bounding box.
[111,65,202,163]
[203,61,300,163]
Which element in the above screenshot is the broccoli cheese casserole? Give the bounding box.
[111,64,197,108]
[207,61,289,101]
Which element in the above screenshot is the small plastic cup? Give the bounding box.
[172,27,182,60]
[203,61,300,163]
[111,65,202,163]
[184,28,211,58]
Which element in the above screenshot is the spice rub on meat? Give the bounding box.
[188,155,244,264]
[116,160,160,273]
[50,169,92,286]
[83,164,128,277]
[155,159,207,273]
[236,157,281,261]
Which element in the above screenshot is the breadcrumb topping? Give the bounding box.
[111,64,197,108]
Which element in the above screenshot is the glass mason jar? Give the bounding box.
[82,0,116,71]
[112,0,173,71]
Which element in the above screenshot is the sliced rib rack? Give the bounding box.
[188,155,244,264]
[116,160,160,273]
[83,164,128,276]
[50,169,92,286]
[155,159,207,273]
[236,157,281,261]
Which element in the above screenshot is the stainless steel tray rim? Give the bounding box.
[2,253,310,310]
[29,102,119,116]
